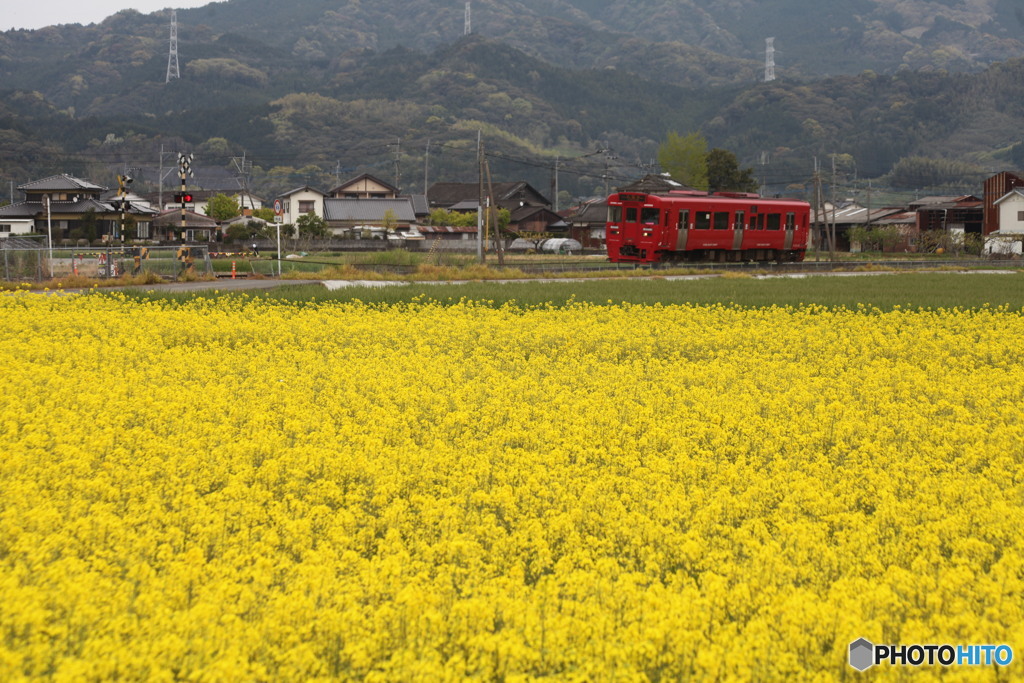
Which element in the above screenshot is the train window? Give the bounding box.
[713,212,730,230]
[626,207,638,222]
[786,212,796,230]
[695,212,711,230]
[766,214,781,230]
[749,214,758,230]
[677,210,690,230]
[607,206,622,222]
[734,211,745,230]
[641,208,660,224]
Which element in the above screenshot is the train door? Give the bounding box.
[732,210,745,250]
[784,212,795,250]
[674,209,690,250]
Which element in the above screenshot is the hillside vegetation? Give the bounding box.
[0,0,1022,201]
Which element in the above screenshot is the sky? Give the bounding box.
[2,2,211,32]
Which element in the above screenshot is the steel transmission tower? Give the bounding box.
[166,10,180,83]
[764,37,776,82]
[465,2,471,35]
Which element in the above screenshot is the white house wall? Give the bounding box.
[0,219,35,237]
[997,195,1024,235]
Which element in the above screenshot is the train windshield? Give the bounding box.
[641,208,660,224]
[607,205,622,222]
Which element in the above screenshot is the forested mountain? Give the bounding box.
[1,0,1023,202]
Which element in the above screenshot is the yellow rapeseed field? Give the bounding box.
[0,292,1021,681]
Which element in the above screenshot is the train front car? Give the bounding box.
[606,191,810,263]
[605,192,672,264]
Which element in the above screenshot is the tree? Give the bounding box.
[428,208,476,227]
[72,208,99,242]
[205,194,241,222]
[657,132,708,189]
[295,212,329,238]
[226,220,270,243]
[251,207,276,222]
[706,148,759,193]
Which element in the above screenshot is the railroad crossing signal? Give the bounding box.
[178,152,194,178]
[117,174,133,194]
[174,192,194,203]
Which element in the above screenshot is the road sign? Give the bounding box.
[273,199,283,216]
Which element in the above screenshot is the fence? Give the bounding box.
[0,245,213,282]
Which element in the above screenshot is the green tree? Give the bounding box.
[706,148,759,193]
[73,208,99,242]
[252,207,276,222]
[382,209,398,231]
[295,212,329,238]
[205,194,241,221]
[657,132,708,189]
[428,208,477,227]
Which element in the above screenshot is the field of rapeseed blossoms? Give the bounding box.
[0,291,1022,680]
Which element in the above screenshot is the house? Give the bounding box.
[151,210,219,243]
[813,203,915,251]
[910,195,983,235]
[428,181,551,212]
[329,173,400,199]
[276,186,327,224]
[155,189,263,217]
[508,205,567,235]
[988,188,1024,255]
[983,172,1024,235]
[566,199,609,249]
[0,174,158,242]
[616,174,697,195]
[323,197,417,236]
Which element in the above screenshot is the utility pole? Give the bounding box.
[423,139,430,195]
[484,156,504,266]
[392,137,401,189]
[865,179,872,229]
[552,155,559,212]
[477,130,484,264]
[603,150,615,197]
[812,157,822,261]
[830,154,837,260]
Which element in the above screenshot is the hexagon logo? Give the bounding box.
[849,638,875,671]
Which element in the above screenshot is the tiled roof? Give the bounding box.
[278,185,326,198]
[418,225,477,234]
[19,174,107,193]
[0,202,40,219]
[403,194,430,215]
[428,181,550,208]
[324,198,416,222]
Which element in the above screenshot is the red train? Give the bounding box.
[605,190,811,264]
